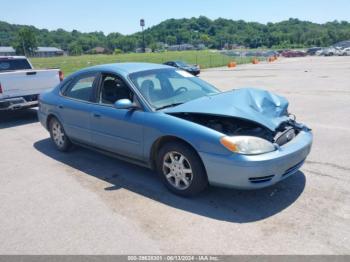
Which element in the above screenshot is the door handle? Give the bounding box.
[26,71,37,75]
[58,105,64,109]
[93,113,101,118]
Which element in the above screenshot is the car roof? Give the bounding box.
[165,60,186,64]
[76,62,172,77]
[0,56,27,60]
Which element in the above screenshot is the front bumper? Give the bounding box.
[0,95,39,110]
[199,130,313,189]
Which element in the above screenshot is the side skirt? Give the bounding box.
[71,139,151,169]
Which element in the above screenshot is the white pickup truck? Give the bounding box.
[0,56,62,110]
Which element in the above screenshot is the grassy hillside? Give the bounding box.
[31,50,254,75]
[2,18,350,54]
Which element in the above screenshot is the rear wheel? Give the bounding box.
[49,117,72,152]
[156,141,208,197]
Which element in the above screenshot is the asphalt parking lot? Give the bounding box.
[0,56,349,255]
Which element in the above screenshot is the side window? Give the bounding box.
[64,74,97,102]
[100,74,133,105]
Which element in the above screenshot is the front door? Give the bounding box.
[90,74,144,161]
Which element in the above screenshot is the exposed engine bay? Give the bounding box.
[169,113,306,146]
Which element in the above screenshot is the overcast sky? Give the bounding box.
[2,0,350,34]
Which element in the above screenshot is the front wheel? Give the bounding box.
[156,142,208,197]
[49,117,72,152]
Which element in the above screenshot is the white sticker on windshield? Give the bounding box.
[176,70,193,78]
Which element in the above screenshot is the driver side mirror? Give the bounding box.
[114,99,139,110]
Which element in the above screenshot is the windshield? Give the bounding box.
[129,68,220,110]
[175,61,188,67]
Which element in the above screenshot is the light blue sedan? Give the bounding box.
[38,63,313,196]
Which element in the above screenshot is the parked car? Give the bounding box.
[163,61,200,76]
[244,51,264,57]
[315,49,325,56]
[0,56,63,110]
[263,50,279,57]
[281,50,307,57]
[322,47,345,56]
[38,63,313,197]
[307,47,323,56]
[340,47,350,56]
[322,47,336,56]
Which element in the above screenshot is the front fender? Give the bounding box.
[142,112,229,160]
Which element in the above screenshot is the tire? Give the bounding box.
[49,117,72,152]
[156,141,208,197]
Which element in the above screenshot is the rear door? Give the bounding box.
[58,72,99,144]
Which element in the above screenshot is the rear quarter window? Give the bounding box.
[63,74,98,102]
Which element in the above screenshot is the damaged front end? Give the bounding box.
[168,112,310,147]
[162,88,313,188]
[164,88,311,149]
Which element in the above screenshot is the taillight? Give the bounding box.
[0,82,2,94]
[59,70,64,82]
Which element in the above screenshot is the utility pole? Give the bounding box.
[140,19,145,53]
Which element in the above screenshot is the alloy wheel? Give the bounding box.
[162,151,193,190]
[51,120,65,148]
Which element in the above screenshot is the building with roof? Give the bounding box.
[168,44,195,51]
[34,47,64,57]
[135,47,152,53]
[0,46,16,56]
[86,47,111,54]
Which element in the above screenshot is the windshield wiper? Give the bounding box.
[156,102,184,111]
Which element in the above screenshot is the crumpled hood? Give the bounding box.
[164,88,290,131]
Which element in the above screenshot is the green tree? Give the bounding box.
[149,42,157,52]
[113,48,123,54]
[200,34,211,46]
[166,35,177,45]
[68,41,83,55]
[14,28,37,56]
[114,36,136,52]
[1,17,350,54]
